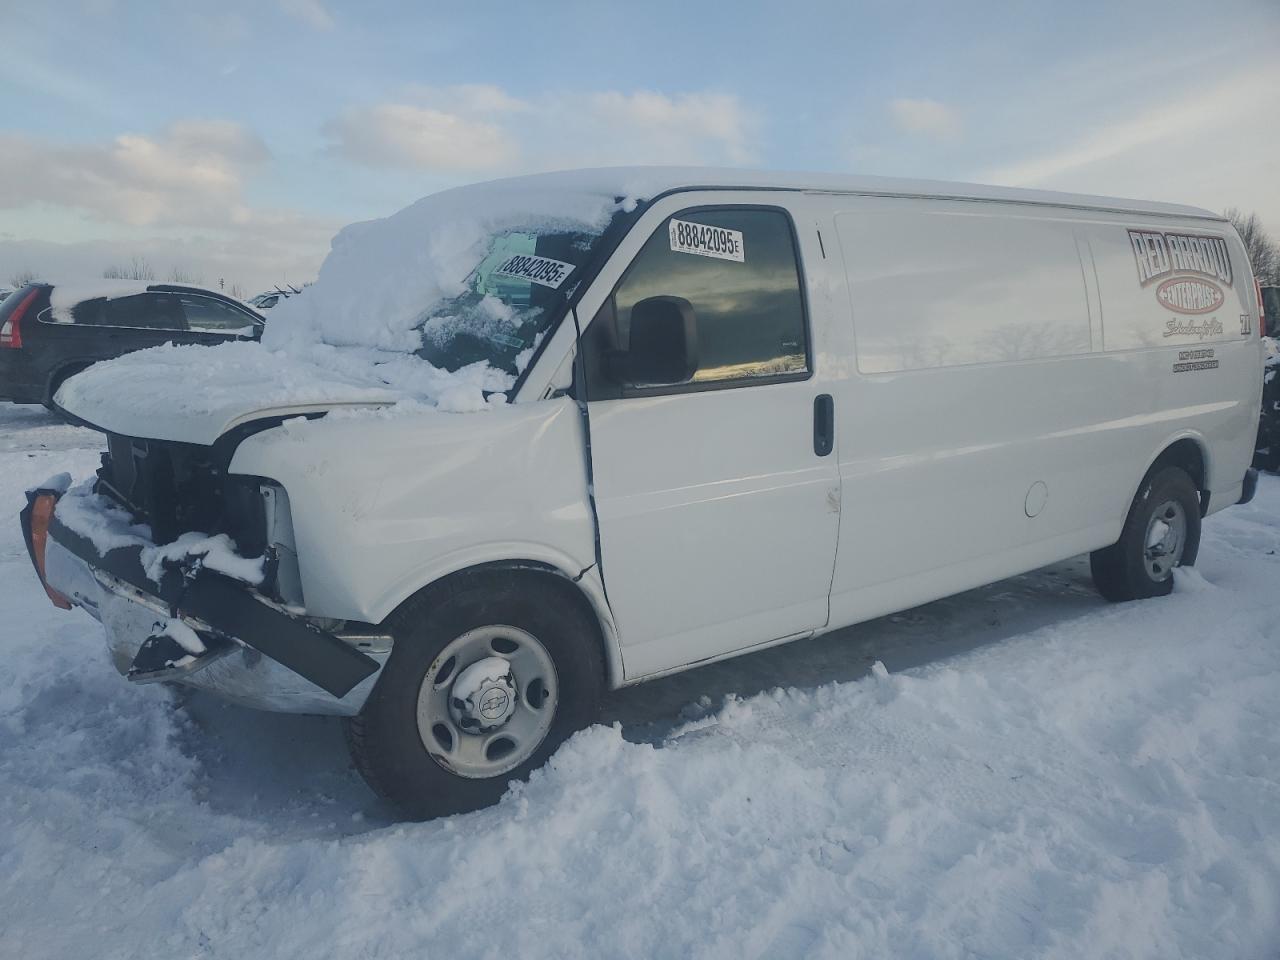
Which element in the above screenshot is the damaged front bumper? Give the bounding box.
[20,487,389,716]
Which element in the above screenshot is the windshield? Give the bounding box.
[415,228,600,374]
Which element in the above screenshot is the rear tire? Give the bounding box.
[345,571,604,820]
[1090,466,1200,602]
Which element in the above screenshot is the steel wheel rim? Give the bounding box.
[416,625,559,780]
[1144,499,1187,581]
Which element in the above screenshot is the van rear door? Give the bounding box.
[582,199,840,679]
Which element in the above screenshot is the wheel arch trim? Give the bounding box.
[370,547,624,689]
[1141,432,1211,515]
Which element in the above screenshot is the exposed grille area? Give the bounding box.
[96,434,268,557]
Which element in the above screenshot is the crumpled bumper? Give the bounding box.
[21,488,389,716]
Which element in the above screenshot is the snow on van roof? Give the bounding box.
[420,166,1221,220]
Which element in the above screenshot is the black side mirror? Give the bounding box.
[607,295,698,386]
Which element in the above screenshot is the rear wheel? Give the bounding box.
[1090,466,1201,602]
[345,571,604,819]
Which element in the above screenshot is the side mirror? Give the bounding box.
[607,296,698,386]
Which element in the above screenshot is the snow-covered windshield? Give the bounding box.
[252,172,652,405]
[58,173,665,420]
[416,227,599,374]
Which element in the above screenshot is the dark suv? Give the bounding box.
[0,282,263,406]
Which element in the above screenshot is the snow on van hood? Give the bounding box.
[54,342,401,445]
[53,170,664,443]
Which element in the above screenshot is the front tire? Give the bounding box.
[345,571,604,819]
[1090,466,1201,602]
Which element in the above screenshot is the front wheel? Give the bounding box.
[345,571,604,819]
[1090,466,1201,602]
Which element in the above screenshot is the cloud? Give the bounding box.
[889,98,962,142]
[0,121,269,228]
[322,85,758,173]
[982,67,1264,186]
[278,0,333,30]
[0,120,338,292]
[569,91,756,166]
[979,63,1280,228]
[322,103,519,171]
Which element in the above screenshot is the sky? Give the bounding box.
[1,0,1277,294]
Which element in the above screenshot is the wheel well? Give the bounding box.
[1150,438,1208,514]
[389,561,615,686]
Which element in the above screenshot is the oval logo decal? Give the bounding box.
[1155,277,1224,315]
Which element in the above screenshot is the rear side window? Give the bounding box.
[72,293,187,330]
[611,207,809,386]
[178,294,259,333]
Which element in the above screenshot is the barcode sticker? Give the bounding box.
[493,254,576,289]
[668,219,745,262]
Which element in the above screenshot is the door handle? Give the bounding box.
[813,394,834,457]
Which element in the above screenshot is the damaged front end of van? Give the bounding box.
[20,433,390,715]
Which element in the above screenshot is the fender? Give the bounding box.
[369,549,625,688]
[1123,430,1210,518]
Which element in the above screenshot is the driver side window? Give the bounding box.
[603,207,809,391]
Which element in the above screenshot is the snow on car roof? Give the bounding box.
[45,280,240,323]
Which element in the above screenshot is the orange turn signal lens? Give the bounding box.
[30,494,72,610]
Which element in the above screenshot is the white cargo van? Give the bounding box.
[21,169,1264,818]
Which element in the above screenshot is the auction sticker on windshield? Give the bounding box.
[669,218,745,263]
[493,254,576,289]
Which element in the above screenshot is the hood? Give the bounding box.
[55,341,400,446]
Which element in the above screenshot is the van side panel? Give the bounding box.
[842,203,1093,374]
[825,198,1260,631]
[1083,219,1261,511]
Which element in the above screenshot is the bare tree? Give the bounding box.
[167,266,204,284]
[102,256,156,282]
[1224,208,1279,285]
[8,268,38,288]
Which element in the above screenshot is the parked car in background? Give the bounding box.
[248,284,303,311]
[1255,286,1279,470]
[0,281,263,406]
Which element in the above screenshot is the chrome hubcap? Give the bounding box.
[1144,499,1187,581]
[416,625,558,780]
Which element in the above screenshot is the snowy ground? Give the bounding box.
[1,401,1278,960]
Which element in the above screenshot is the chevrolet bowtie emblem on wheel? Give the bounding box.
[479,688,511,720]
